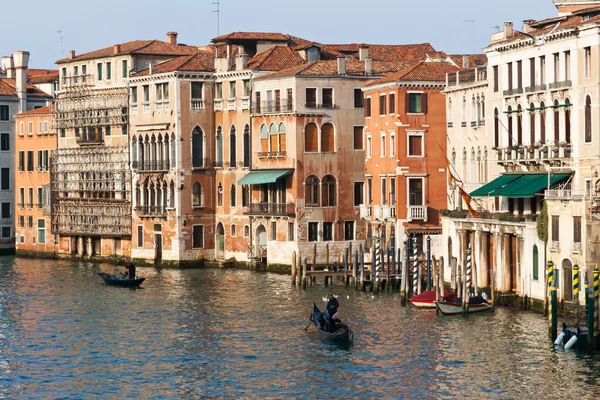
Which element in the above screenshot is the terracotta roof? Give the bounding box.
[365,62,460,87]
[324,43,436,63]
[131,52,214,77]
[212,32,296,43]
[15,105,54,116]
[448,54,487,68]
[246,46,304,71]
[256,59,409,80]
[56,40,199,63]
[27,70,59,84]
[0,79,53,98]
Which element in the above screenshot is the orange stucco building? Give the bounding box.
[362,61,459,254]
[14,105,57,256]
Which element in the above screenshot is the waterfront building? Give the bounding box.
[361,60,460,262]
[443,0,600,303]
[0,52,52,254]
[14,105,57,256]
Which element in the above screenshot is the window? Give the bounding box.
[216,126,223,164]
[367,177,373,204]
[156,82,169,101]
[574,216,582,243]
[323,222,333,241]
[0,105,8,121]
[143,85,150,102]
[554,100,560,143]
[517,104,523,144]
[406,93,427,113]
[322,175,336,207]
[552,215,559,241]
[390,177,396,205]
[585,47,591,78]
[380,132,386,157]
[191,82,204,109]
[19,188,24,208]
[565,99,571,144]
[540,102,546,143]
[353,126,363,150]
[231,224,236,237]
[131,87,138,103]
[322,88,333,108]
[381,177,387,205]
[27,216,33,228]
[517,60,522,89]
[193,225,204,248]
[61,67,67,85]
[533,245,539,281]
[529,58,535,87]
[28,122,32,135]
[20,122,24,135]
[38,219,45,244]
[38,188,43,208]
[1,168,8,190]
[217,183,223,207]
[192,182,204,207]
[364,97,371,117]
[230,184,236,207]
[1,203,9,219]
[192,127,204,167]
[106,62,112,80]
[305,175,319,207]
[0,133,8,151]
[19,215,24,227]
[389,93,395,114]
[28,187,33,208]
[37,151,42,171]
[306,88,317,107]
[507,62,513,90]
[18,151,24,171]
[122,60,128,78]
[216,82,223,99]
[243,125,250,167]
[585,96,592,143]
[540,56,546,85]
[27,151,33,172]
[244,225,250,237]
[308,222,319,242]
[2,227,10,238]
[286,222,294,241]
[97,63,103,81]
[390,132,396,157]
[379,94,386,115]
[354,88,363,108]
[408,178,423,206]
[270,221,277,241]
[553,53,559,83]
[344,221,354,241]
[38,121,42,135]
[243,80,251,97]
[305,123,318,152]
[286,88,293,110]
[44,121,48,134]
[353,182,364,206]
[565,51,570,80]
[137,226,144,248]
[408,133,423,156]
[321,123,334,152]
[493,65,498,92]
[229,125,237,166]
[229,81,236,99]
[82,65,87,82]
[366,134,372,158]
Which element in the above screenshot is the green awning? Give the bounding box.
[470,174,522,197]
[237,169,293,185]
[493,173,570,198]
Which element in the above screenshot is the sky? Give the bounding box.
[1,0,559,69]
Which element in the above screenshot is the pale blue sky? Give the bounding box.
[3,0,557,69]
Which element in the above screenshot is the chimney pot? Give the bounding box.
[12,51,29,113]
[167,31,178,45]
[1,56,14,79]
[69,50,76,60]
[113,44,121,54]
[359,46,369,61]
[149,63,153,75]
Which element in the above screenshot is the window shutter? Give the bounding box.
[305,123,318,152]
[405,93,410,113]
[421,93,428,114]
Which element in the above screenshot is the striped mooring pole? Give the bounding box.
[594,264,599,346]
[573,264,580,327]
[466,246,472,297]
[412,235,419,295]
[375,236,381,280]
[548,258,555,340]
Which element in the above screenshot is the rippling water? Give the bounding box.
[1,257,600,398]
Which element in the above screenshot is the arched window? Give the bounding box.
[269,123,278,153]
[244,225,250,237]
[462,148,467,179]
[507,106,513,147]
[540,101,546,144]
[169,181,175,208]
[132,135,138,168]
[230,125,237,166]
[322,175,336,206]
[529,103,536,145]
[260,124,268,153]
[494,108,499,148]
[321,123,334,152]
[533,245,539,280]
[554,99,560,143]
[517,104,523,144]
[192,127,204,168]
[471,96,476,123]
[164,133,170,169]
[217,183,223,207]
[481,95,485,119]
[305,123,318,152]
[243,124,250,167]
[216,126,223,165]
[242,185,249,207]
[231,224,236,236]
[192,182,203,207]
[305,175,319,207]
[135,183,141,207]
[230,184,236,207]
[585,96,592,143]
[462,96,466,122]
[565,98,571,144]
[278,122,287,154]
[470,148,476,183]
[483,147,488,182]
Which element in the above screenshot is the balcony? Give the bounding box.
[191,99,205,110]
[227,98,236,111]
[503,87,524,97]
[408,205,428,222]
[496,142,572,166]
[525,84,547,93]
[213,160,224,168]
[471,121,477,127]
[461,121,467,127]
[136,205,168,217]
[257,151,287,159]
[241,97,250,110]
[478,119,485,126]
[550,240,560,253]
[572,242,582,254]
[246,203,295,217]
[549,80,571,90]
[76,131,104,145]
[447,122,453,128]
[359,204,372,219]
[253,100,293,114]
[214,99,223,112]
[132,160,170,171]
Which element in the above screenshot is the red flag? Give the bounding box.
[445,156,462,185]
[458,186,483,218]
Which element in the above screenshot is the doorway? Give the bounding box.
[154,233,162,263]
[256,225,267,262]
[216,223,225,259]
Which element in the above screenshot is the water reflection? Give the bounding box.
[1,258,600,397]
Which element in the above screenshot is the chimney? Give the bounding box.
[1,55,14,79]
[149,62,153,75]
[523,19,535,34]
[337,56,346,75]
[359,46,369,61]
[167,31,178,45]
[364,56,372,75]
[462,55,470,68]
[69,50,76,60]
[503,22,514,39]
[113,44,121,54]
[235,53,248,71]
[13,51,29,113]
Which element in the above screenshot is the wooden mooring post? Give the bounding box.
[291,250,297,286]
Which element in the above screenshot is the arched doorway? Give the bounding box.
[562,259,573,302]
[256,225,267,262]
[216,223,225,260]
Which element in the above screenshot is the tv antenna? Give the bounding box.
[492,25,501,32]
[57,30,64,57]
[212,1,220,36]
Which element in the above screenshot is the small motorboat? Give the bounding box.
[409,289,458,309]
[435,295,493,316]
[97,272,145,287]
[309,303,354,343]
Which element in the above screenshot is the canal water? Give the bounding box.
[1,258,600,399]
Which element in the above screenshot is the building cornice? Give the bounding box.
[485,26,582,53]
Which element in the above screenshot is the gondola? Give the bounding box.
[97,272,145,287]
[309,303,354,343]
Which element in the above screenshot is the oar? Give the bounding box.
[304,321,314,331]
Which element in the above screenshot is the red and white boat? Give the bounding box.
[409,290,457,309]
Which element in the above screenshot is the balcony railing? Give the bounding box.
[572,242,582,254]
[214,99,223,111]
[359,204,372,219]
[136,205,168,216]
[503,87,524,96]
[408,205,428,222]
[549,80,572,90]
[550,240,560,253]
[253,100,293,114]
[497,142,572,165]
[75,131,104,145]
[471,121,477,127]
[447,122,453,128]
[257,151,287,158]
[132,160,170,171]
[191,99,205,110]
[246,203,295,217]
[241,97,250,110]
[461,121,467,127]
[227,98,236,110]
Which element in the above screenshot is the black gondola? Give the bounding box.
[310,303,354,343]
[97,272,145,287]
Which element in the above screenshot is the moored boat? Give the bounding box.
[409,289,458,309]
[435,296,493,316]
[310,303,354,343]
[97,272,145,287]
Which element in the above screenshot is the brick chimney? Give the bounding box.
[1,55,14,79]
[504,22,514,39]
[69,50,76,60]
[167,31,178,45]
[113,44,121,54]
[13,51,29,113]
[337,56,346,75]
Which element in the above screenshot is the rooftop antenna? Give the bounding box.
[57,29,64,57]
[492,25,501,32]
[463,20,475,50]
[212,1,220,36]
